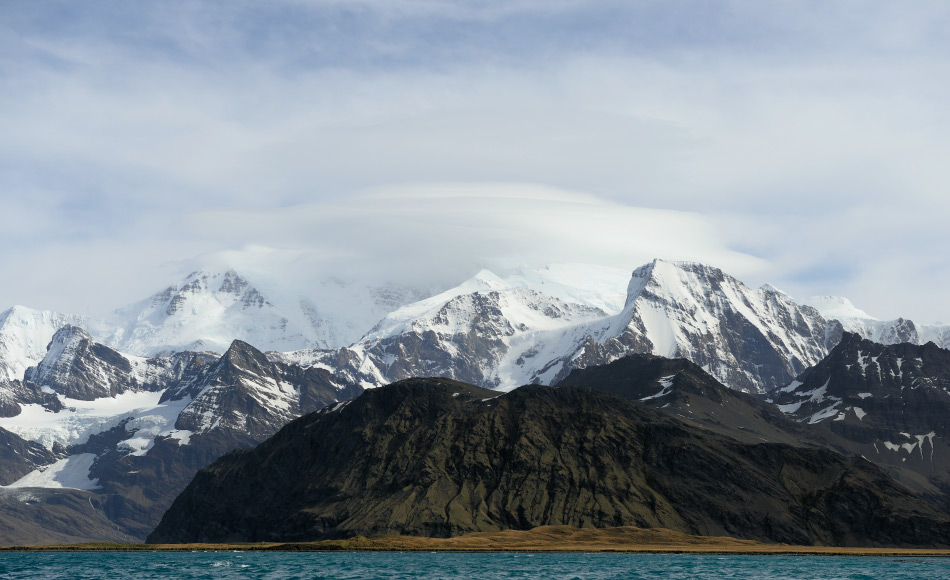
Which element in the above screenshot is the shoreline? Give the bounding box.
[3,526,950,556]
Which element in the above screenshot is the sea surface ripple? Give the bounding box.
[0,552,947,579]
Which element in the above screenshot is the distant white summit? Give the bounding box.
[101,269,323,356]
[0,268,431,374]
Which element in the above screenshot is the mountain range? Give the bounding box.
[1,259,949,544]
[4,260,948,393]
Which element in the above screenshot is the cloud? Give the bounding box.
[186,184,764,288]
[3,1,950,325]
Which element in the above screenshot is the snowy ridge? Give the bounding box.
[559,260,831,393]
[800,295,950,349]
[312,264,631,390]
[2,259,949,400]
[0,269,428,365]
[362,264,629,341]
[299,260,835,393]
[23,325,207,402]
[169,339,360,442]
[0,334,359,493]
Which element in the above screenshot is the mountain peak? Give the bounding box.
[44,324,93,362]
[220,338,265,362]
[623,259,729,310]
[24,324,142,400]
[470,269,506,289]
[759,283,791,298]
[579,259,829,393]
[801,296,876,321]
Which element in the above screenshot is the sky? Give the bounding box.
[2,0,950,323]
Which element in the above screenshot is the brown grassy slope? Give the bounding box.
[9,526,950,555]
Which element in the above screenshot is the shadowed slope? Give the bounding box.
[149,379,950,547]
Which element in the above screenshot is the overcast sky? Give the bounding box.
[2,1,950,323]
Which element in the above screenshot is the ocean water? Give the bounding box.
[0,552,947,580]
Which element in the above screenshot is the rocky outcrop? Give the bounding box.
[24,326,205,401]
[172,340,363,442]
[772,332,950,493]
[0,427,58,486]
[555,354,816,448]
[148,379,950,547]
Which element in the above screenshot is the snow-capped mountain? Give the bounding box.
[2,258,949,404]
[24,326,205,402]
[800,295,950,349]
[168,340,362,441]
[98,268,434,356]
[4,258,949,399]
[0,330,361,542]
[6,257,950,543]
[0,268,432,376]
[281,264,631,389]
[100,269,336,356]
[555,260,835,393]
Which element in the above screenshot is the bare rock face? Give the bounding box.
[24,325,200,401]
[555,353,817,448]
[0,426,58,486]
[148,379,950,547]
[0,488,131,545]
[772,332,950,494]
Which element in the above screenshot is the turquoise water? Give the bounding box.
[0,552,947,579]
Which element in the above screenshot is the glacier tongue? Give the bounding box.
[3,453,100,491]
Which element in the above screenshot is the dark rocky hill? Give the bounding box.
[771,332,950,495]
[149,379,950,547]
[555,354,817,447]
